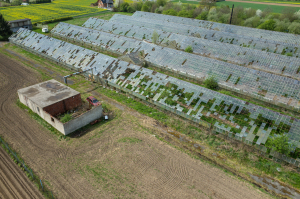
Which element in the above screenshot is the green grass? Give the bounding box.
[170,0,200,4]
[59,113,72,123]
[236,0,300,5]
[216,1,296,13]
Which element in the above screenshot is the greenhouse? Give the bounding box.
[133,11,300,45]
[52,22,300,112]
[9,28,300,152]
[109,14,300,58]
[83,18,300,79]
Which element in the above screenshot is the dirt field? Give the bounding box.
[0,52,272,198]
[225,0,300,7]
[0,146,44,199]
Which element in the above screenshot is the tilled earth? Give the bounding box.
[0,52,271,198]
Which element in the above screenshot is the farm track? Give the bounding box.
[0,50,272,198]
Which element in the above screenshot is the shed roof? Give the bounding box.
[17,79,80,108]
[9,18,31,23]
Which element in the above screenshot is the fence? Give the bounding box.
[0,136,55,198]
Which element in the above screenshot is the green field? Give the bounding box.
[237,0,300,5]
[216,1,298,13]
[0,0,106,23]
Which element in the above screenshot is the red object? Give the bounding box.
[90,119,101,125]
[86,96,101,107]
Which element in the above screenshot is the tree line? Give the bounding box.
[113,0,300,34]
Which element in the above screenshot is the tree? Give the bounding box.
[257,19,276,30]
[120,2,129,12]
[177,10,193,18]
[196,11,208,20]
[261,6,273,18]
[156,0,166,7]
[266,135,295,156]
[281,7,298,22]
[199,0,216,11]
[127,6,136,13]
[152,30,159,44]
[288,22,300,34]
[162,9,177,16]
[0,13,12,41]
[204,76,218,90]
[141,4,149,12]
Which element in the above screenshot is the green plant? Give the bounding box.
[152,30,159,44]
[265,135,295,156]
[184,45,193,53]
[204,76,218,90]
[0,13,12,41]
[60,113,72,123]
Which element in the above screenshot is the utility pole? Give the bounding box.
[229,4,234,25]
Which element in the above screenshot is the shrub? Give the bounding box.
[274,19,290,32]
[257,19,276,31]
[60,113,72,123]
[127,6,136,13]
[177,10,193,18]
[185,45,193,53]
[141,4,150,12]
[288,22,300,34]
[120,2,129,12]
[196,11,208,20]
[265,135,295,156]
[204,76,218,90]
[162,8,177,16]
[244,16,261,28]
[152,30,159,44]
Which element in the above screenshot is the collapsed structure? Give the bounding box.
[17,79,102,135]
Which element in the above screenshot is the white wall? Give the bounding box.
[63,105,103,135]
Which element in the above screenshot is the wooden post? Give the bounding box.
[229,4,234,24]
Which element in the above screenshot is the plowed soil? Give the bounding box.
[0,146,44,199]
[0,52,271,198]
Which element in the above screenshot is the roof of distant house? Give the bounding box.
[9,18,31,23]
[101,0,114,4]
[17,79,80,108]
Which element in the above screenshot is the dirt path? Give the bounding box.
[0,51,272,198]
[0,147,44,199]
[225,0,300,7]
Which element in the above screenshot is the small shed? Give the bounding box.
[9,18,32,33]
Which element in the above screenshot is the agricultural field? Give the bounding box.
[216,1,297,12]
[0,0,106,23]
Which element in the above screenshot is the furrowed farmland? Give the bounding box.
[0,0,106,23]
[1,2,300,198]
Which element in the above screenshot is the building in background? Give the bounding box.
[97,0,113,8]
[9,18,32,32]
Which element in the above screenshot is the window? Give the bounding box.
[51,117,55,123]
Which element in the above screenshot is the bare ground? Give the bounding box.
[0,52,272,198]
[0,146,44,199]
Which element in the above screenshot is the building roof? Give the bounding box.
[101,0,113,4]
[17,79,80,108]
[9,18,31,23]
